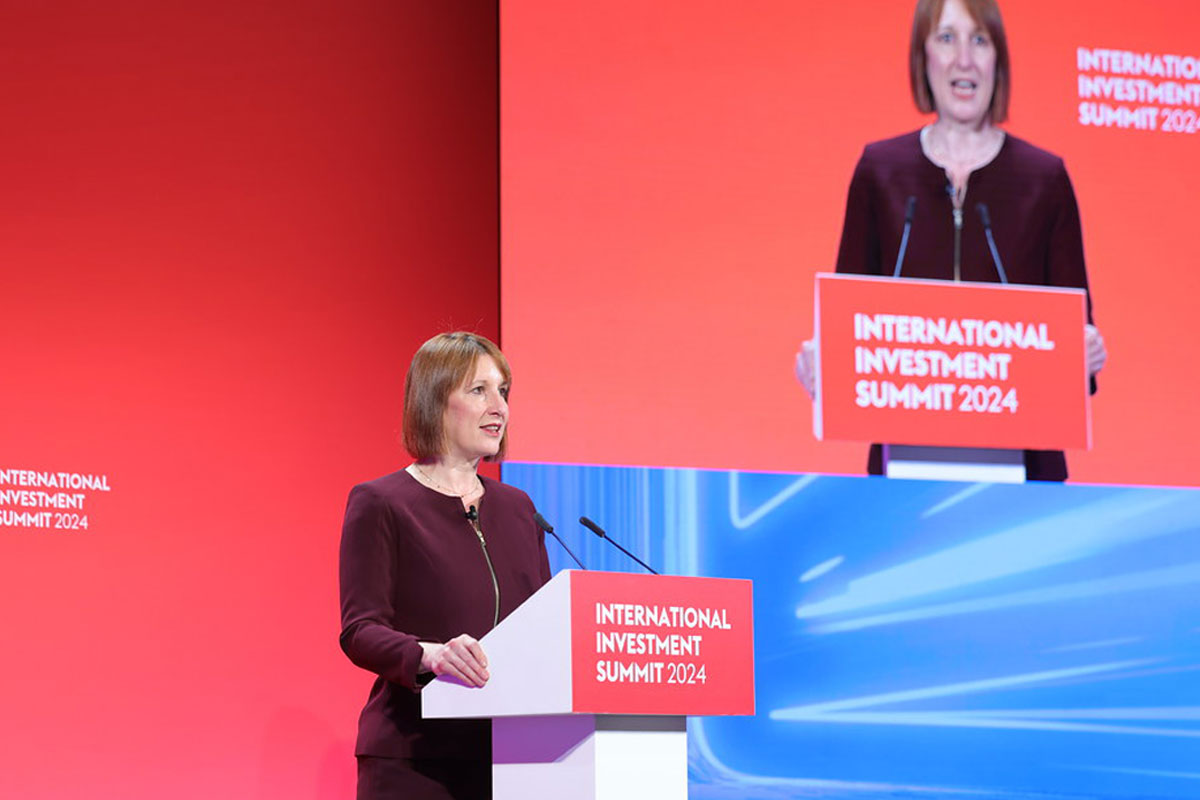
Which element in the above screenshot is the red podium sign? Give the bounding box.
[814,273,1090,451]
[569,571,754,716]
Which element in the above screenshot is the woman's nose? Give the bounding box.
[954,41,974,68]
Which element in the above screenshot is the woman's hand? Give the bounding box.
[420,634,490,687]
[1085,324,1107,376]
[794,339,817,399]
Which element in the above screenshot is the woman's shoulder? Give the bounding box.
[997,132,1068,176]
[341,470,423,535]
[859,130,925,165]
[347,469,420,505]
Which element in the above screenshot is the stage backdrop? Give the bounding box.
[0,3,498,799]
[501,0,1200,488]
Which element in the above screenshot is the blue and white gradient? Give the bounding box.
[504,463,1200,799]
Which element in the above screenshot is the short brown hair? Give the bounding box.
[909,0,1010,123]
[403,331,511,461]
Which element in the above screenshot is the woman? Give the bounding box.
[338,331,551,799]
[796,0,1107,480]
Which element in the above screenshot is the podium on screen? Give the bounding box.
[813,273,1091,482]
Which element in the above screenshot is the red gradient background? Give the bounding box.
[501,0,1200,486]
[0,3,498,798]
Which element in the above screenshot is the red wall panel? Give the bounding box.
[0,3,498,797]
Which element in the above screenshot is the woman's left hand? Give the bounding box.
[794,339,817,399]
[419,635,490,687]
[1086,324,1107,376]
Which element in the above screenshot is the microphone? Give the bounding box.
[533,511,588,570]
[975,203,1009,284]
[892,195,917,278]
[578,516,659,575]
[465,505,478,522]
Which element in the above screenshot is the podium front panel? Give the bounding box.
[570,571,754,716]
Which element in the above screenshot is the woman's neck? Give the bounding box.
[409,457,482,497]
[925,117,1003,167]
[922,118,1005,207]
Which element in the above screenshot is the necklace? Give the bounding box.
[413,464,482,499]
[921,124,1005,172]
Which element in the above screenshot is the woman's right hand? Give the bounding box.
[420,634,490,687]
[795,339,816,399]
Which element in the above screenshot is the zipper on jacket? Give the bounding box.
[469,517,501,628]
[952,206,964,282]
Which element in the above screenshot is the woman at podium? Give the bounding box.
[338,331,551,799]
[796,0,1107,480]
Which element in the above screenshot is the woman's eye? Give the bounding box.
[973,34,990,46]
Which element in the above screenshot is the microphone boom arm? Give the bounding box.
[579,516,659,575]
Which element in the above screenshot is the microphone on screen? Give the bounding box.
[976,202,1009,284]
[578,516,659,575]
[533,511,588,570]
[892,195,917,278]
[465,505,478,522]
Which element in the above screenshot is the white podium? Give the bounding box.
[423,569,755,800]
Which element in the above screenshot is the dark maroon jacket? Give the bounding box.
[338,470,550,759]
[835,130,1097,481]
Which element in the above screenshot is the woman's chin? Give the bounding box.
[938,103,991,128]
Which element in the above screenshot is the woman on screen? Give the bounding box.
[338,331,551,799]
[796,0,1107,480]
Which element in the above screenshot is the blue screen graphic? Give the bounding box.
[504,464,1200,799]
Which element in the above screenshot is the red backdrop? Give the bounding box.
[0,3,498,798]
